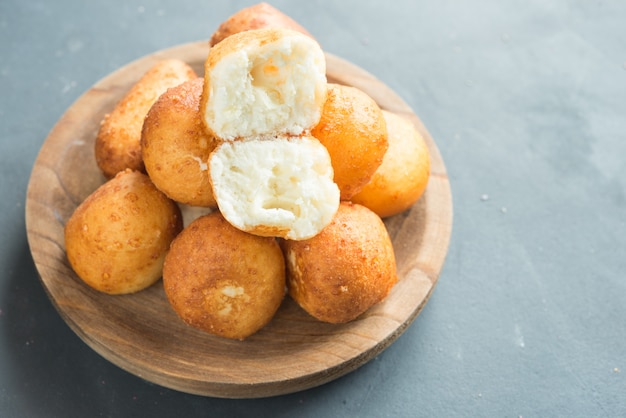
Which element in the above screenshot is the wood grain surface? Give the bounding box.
[25,41,453,398]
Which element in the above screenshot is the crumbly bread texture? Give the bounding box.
[209,2,313,46]
[209,135,339,240]
[201,28,327,141]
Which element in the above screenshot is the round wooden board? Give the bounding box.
[25,41,452,398]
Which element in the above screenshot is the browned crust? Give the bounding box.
[311,83,389,200]
[64,170,183,294]
[163,212,286,340]
[95,59,197,178]
[209,2,313,46]
[141,77,217,207]
[282,202,397,323]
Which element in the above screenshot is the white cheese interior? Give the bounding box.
[209,136,339,240]
[205,35,326,140]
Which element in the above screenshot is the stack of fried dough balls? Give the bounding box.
[160,27,342,340]
[65,58,200,299]
[64,3,432,341]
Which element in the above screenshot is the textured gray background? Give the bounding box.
[2,0,625,416]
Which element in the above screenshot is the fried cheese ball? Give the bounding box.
[209,2,313,46]
[352,111,431,218]
[95,59,197,178]
[141,77,217,207]
[311,83,388,200]
[201,28,327,141]
[201,27,338,240]
[209,135,339,240]
[64,170,183,294]
[282,202,397,323]
[163,212,286,340]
